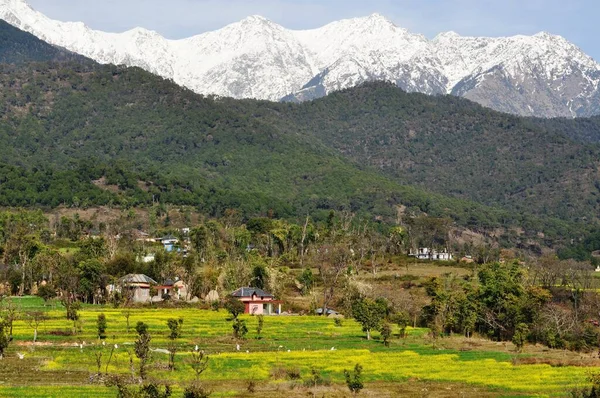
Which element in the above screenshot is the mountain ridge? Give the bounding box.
[1,0,599,117]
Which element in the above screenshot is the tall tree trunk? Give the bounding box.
[300,216,309,267]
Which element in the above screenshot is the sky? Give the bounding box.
[27,0,600,61]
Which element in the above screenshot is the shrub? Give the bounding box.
[97,313,107,340]
[233,319,248,339]
[344,363,364,395]
[167,318,184,340]
[0,320,10,359]
[256,315,264,339]
[183,382,211,398]
[37,284,56,303]
[270,366,301,380]
[380,323,392,347]
[246,380,257,393]
[304,367,330,388]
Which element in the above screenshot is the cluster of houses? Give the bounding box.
[112,273,281,315]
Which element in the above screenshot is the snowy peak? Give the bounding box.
[1,3,599,117]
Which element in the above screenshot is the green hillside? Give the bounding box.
[0,61,581,244]
[0,23,594,248]
[235,82,600,223]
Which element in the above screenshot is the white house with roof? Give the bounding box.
[410,248,453,261]
[114,274,157,303]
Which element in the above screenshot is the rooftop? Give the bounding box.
[119,274,157,285]
[231,287,273,298]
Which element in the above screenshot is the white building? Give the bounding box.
[410,248,453,261]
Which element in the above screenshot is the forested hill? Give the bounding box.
[228,82,600,223]
[0,19,88,64]
[0,59,582,247]
[0,22,596,249]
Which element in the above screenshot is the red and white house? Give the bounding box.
[232,287,282,315]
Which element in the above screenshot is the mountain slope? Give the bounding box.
[1,0,599,117]
[0,59,545,236]
[227,82,600,223]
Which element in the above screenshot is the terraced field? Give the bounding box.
[0,297,594,397]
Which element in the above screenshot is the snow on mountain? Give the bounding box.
[2,0,600,117]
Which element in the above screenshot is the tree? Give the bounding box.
[232,319,248,340]
[134,321,152,380]
[317,244,351,315]
[97,313,107,340]
[2,223,42,296]
[189,348,209,380]
[380,323,392,347]
[344,363,364,395]
[351,297,388,340]
[36,284,56,304]
[225,296,248,339]
[167,318,184,340]
[122,309,132,333]
[512,323,529,353]
[392,312,410,339]
[166,318,184,370]
[62,297,80,334]
[27,311,47,343]
[135,321,149,336]
[0,319,10,359]
[77,259,105,304]
[224,296,245,320]
[185,347,211,398]
[250,263,268,290]
[0,299,18,341]
[256,315,264,339]
[298,268,314,296]
[190,225,210,258]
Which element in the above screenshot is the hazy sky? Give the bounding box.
[27,0,599,61]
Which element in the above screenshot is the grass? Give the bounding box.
[0,296,594,397]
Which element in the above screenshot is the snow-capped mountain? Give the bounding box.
[2,0,600,117]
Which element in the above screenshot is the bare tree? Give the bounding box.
[317,244,351,313]
[299,216,310,267]
[27,311,48,343]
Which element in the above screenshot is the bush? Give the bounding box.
[97,313,107,340]
[37,284,56,303]
[166,318,184,340]
[344,363,364,395]
[232,319,248,339]
[270,366,301,380]
[183,383,211,398]
[303,367,331,388]
[246,380,257,393]
[380,323,392,347]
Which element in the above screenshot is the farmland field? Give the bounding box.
[0,297,595,397]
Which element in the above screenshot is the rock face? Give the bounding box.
[2,0,600,117]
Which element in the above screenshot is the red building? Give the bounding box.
[232,287,282,315]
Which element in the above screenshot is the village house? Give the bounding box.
[232,287,281,315]
[159,235,179,252]
[410,247,454,261]
[116,274,157,303]
[155,278,188,300]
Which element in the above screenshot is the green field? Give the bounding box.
[0,297,593,397]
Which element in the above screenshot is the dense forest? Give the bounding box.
[230,83,600,223]
[0,21,599,255]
